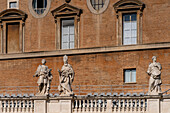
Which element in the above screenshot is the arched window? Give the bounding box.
[87,0,110,14]
[32,0,47,14]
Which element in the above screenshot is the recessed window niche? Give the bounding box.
[29,0,51,18]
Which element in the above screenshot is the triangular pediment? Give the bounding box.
[51,3,82,17]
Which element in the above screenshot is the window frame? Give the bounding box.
[28,0,51,18]
[0,9,27,54]
[122,13,137,45]
[51,3,82,50]
[113,0,145,46]
[124,68,136,84]
[87,0,110,14]
[61,18,75,49]
[7,0,19,9]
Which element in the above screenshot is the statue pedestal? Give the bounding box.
[147,95,161,113]
[47,96,73,113]
[34,96,47,113]
[33,96,73,113]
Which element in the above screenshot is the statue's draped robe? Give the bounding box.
[59,64,74,95]
[35,65,49,95]
[147,62,162,94]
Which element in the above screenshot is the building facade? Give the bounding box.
[0,0,169,95]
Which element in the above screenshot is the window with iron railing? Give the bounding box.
[32,0,47,14]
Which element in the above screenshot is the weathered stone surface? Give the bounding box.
[33,59,53,96]
[147,56,162,95]
[58,55,74,96]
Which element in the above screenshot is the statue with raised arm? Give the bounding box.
[58,55,75,96]
[33,59,53,96]
[147,56,162,95]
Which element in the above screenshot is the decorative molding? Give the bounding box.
[51,3,82,18]
[28,0,51,18]
[0,43,169,60]
[86,0,110,14]
[0,9,27,22]
[51,3,82,50]
[0,9,27,54]
[113,0,145,13]
[113,0,145,46]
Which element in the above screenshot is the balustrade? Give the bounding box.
[0,94,169,113]
[0,98,34,113]
[72,97,147,113]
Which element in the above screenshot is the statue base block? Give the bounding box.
[34,99,47,113]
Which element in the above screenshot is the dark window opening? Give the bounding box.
[32,0,47,14]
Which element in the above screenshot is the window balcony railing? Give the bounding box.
[34,8,46,15]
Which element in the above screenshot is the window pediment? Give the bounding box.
[51,3,82,18]
[0,9,27,22]
[113,0,145,12]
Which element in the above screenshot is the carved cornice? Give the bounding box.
[0,42,169,60]
[0,9,27,22]
[113,0,145,13]
[51,3,82,18]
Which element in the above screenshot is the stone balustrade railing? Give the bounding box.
[72,96,147,113]
[0,98,34,113]
[0,94,169,113]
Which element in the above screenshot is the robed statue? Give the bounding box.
[147,56,162,95]
[33,59,53,96]
[58,55,75,96]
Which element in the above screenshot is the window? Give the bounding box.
[113,0,145,46]
[8,0,19,9]
[0,9,27,54]
[124,69,136,83]
[9,2,17,8]
[90,0,106,10]
[52,3,82,50]
[123,13,137,45]
[32,0,47,14]
[29,0,51,18]
[87,0,110,14]
[61,19,75,49]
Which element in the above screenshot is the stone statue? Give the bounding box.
[58,55,75,96]
[33,59,53,96]
[147,56,162,95]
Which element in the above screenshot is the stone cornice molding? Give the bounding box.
[113,0,145,13]
[0,43,169,60]
[0,9,27,22]
[51,3,82,18]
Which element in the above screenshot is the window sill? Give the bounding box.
[124,82,137,84]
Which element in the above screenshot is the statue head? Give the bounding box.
[152,56,157,62]
[63,55,68,64]
[41,59,46,65]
